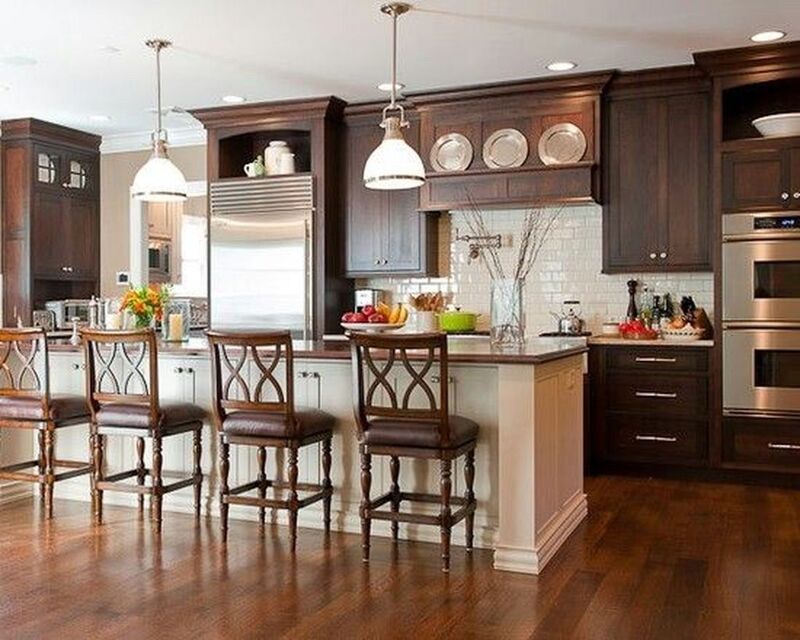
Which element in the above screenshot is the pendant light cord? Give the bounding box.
[155,43,163,136]
[390,7,398,110]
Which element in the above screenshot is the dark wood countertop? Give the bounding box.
[48,335,587,365]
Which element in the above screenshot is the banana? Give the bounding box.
[377,301,391,317]
[389,304,401,324]
[398,305,408,323]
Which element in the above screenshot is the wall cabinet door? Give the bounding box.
[32,191,70,278]
[722,149,787,212]
[790,148,800,209]
[604,90,711,272]
[66,196,99,279]
[344,119,436,276]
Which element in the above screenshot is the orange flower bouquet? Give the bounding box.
[120,284,170,329]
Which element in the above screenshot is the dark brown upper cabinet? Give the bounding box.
[342,107,438,277]
[1,118,101,325]
[722,144,800,212]
[411,72,612,211]
[603,68,712,273]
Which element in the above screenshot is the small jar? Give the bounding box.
[162,299,191,342]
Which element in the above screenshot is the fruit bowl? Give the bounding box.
[341,322,406,333]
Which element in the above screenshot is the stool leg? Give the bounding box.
[193,426,203,519]
[288,445,299,552]
[152,435,163,533]
[257,446,267,527]
[220,437,230,543]
[37,430,46,504]
[92,432,105,525]
[322,437,332,535]
[389,455,400,542]
[43,428,55,519]
[359,447,372,563]
[135,436,146,512]
[440,458,452,573]
[465,449,475,552]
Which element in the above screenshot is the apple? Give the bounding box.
[351,312,367,323]
[362,305,376,317]
[341,311,356,322]
[368,312,387,323]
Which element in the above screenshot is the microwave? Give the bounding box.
[45,299,96,330]
[148,239,172,283]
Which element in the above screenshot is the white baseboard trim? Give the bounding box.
[0,481,33,506]
[53,481,498,550]
[493,491,587,574]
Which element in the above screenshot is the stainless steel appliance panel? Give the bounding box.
[723,327,800,415]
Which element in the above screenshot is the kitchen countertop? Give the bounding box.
[48,335,587,365]
[588,336,714,348]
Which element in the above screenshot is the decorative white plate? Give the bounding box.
[482,128,528,169]
[341,322,406,333]
[430,133,473,172]
[538,123,587,165]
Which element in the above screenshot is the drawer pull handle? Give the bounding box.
[635,435,678,443]
[635,391,678,399]
[634,357,677,363]
[767,442,800,451]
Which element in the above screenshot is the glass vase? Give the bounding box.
[161,299,191,342]
[490,278,526,348]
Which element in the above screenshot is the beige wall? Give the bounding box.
[100,145,206,296]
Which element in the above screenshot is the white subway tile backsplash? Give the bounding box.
[364,204,714,336]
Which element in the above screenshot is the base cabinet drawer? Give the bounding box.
[606,347,708,373]
[605,373,708,417]
[608,415,707,462]
[723,416,800,471]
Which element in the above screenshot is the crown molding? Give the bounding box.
[100,126,207,154]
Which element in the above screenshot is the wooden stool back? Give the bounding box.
[0,328,51,417]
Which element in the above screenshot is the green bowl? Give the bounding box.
[438,311,479,333]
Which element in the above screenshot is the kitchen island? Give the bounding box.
[41,335,586,575]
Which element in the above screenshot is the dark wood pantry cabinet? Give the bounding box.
[342,106,438,277]
[603,68,712,272]
[1,118,100,326]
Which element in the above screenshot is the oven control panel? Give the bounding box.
[754,215,800,231]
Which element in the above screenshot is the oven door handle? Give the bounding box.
[723,233,800,242]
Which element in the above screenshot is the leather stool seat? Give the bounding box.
[363,415,478,449]
[0,394,88,423]
[96,402,205,430]
[222,408,335,439]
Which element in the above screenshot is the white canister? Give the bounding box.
[265,141,289,175]
[415,311,438,333]
[277,152,296,175]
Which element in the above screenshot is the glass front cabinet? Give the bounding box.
[34,144,96,194]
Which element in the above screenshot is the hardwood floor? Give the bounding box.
[2,475,800,639]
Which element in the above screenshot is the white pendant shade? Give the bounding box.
[132,150,188,202]
[363,116,425,190]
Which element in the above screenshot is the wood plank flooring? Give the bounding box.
[2,475,800,639]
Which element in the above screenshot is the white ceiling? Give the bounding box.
[1,0,798,137]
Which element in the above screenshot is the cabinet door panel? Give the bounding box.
[604,97,661,270]
[31,191,68,277]
[661,92,710,268]
[790,148,800,209]
[65,197,99,279]
[345,123,385,273]
[722,149,786,212]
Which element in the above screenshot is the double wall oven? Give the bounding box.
[723,212,800,417]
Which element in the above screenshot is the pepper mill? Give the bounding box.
[626,279,638,321]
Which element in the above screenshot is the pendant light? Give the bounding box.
[132,39,188,202]
[363,3,425,190]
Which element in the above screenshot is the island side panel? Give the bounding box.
[494,354,586,574]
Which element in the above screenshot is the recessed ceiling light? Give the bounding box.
[0,85,9,92]
[377,82,405,93]
[1,55,37,67]
[222,95,246,104]
[750,30,786,43]
[99,45,121,54]
[546,61,577,72]
[88,115,111,123]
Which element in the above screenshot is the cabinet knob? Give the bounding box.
[794,192,800,200]
[781,192,790,201]
[185,367,194,374]
[71,363,80,370]
[174,366,184,374]
[659,252,667,259]
[374,259,381,266]
[649,252,657,260]
[382,259,389,265]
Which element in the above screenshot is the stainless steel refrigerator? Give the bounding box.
[208,176,313,337]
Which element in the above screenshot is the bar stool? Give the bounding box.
[350,332,478,572]
[207,331,335,549]
[81,329,205,532]
[0,328,92,518]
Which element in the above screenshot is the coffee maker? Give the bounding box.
[354,289,386,312]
